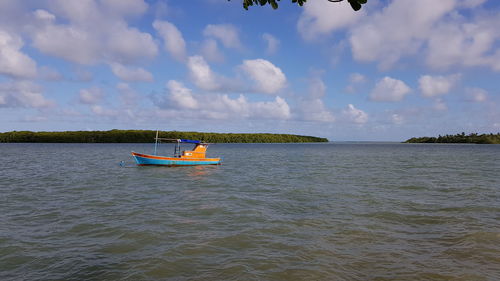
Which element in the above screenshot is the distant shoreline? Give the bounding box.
[404,133,500,144]
[0,130,328,143]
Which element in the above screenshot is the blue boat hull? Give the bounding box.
[132,152,221,166]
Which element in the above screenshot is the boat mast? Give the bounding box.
[154,130,159,155]
[175,139,180,157]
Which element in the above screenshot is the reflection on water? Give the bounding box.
[188,165,219,178]
[0,143,499,280]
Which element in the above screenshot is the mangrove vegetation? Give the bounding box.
[0,130,328,143]
[405,133,500,144]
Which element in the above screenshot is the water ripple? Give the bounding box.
[1,143,499,280]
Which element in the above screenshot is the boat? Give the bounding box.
[131,131,221,166]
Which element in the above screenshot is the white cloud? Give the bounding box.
[0,30,37,78]
[433,98,448,111]
[391,114,404,125]
[109,63,153,82]
[30,2,157,65]
[200,38,224,62]
[465,87,488,102]
[39,66,63,81]
[249,96,291,120]
[297,99,335,122]
[33,9,55,22]
[350,73,366,84]
[73,68,93,82]
[345,73,367,93]
[349,0,456,69]
[343,104,368,124]
[90,105,118,117]
[370,77,411,102]
[262,33,279,55]
[22,115,48,122]
[153,20,186,62]
[419,74,461,97]
[297,76,334,122]
[202,95,291,120]
[340,0,500,71]
[459,0,486,8]
[187,55,220,91]
[79,87,103,105]
[117,83,139,106]
[100,0,148,18]
[308,76,326,99]
[297,0,363,41]
[157,80,290,120]
[203,24,242,49]
[186,55,241,92]
[0,81,53,108]
[167,80,199,110]
[240,59,287,94]
[425,15,500,71]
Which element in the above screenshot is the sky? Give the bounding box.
[0,0,499,141]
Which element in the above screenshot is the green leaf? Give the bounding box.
[348,0,361,11]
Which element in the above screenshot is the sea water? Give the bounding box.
[1,143,499,280]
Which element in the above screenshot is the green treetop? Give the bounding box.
[231,0,368,11]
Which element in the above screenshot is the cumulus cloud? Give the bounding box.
[370,77,411,102]
[153,20,186,61]
[419,74,461,97]
[297,99,335,122]
[0,81,53,108]
[350,0,456,69]
[200,38,224,62]
[250,96,291,120]
[433,98,448,111]
[33,8,56,22]
[343,104,368,124]
[187,55,242,92]
[459,0,487,9]
[167,80,199,110]
[73,68,93,82]
[391,113,404,125]
[100,0,148,18]
[39,66,63,81]
[90,105,118,117]
[297,76,335,122]
[203,24,242,49]
[187,55,221,91]
[297,0,363,41]
[307,76,326,99]
[79,87,103,105]
[156,80,291,120]
[345,72,366,93]
[109,63,153,82]
[240,59,287,94]
[338,0,500,71]
[262,33,279,55]
[425,15,500,71]
[465,87,488,102]
[350,73,366,84]
[117,83,139,106]
[30,1,157,65]
[0,30,37,78]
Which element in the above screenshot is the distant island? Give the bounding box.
[0,130,328,143]
[405,133,500,144]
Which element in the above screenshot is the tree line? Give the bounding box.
[0,130,328,143]
[405,133,500,144]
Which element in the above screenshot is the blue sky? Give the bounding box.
[0,0,499,141]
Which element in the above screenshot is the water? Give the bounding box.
[1,143,499,280]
